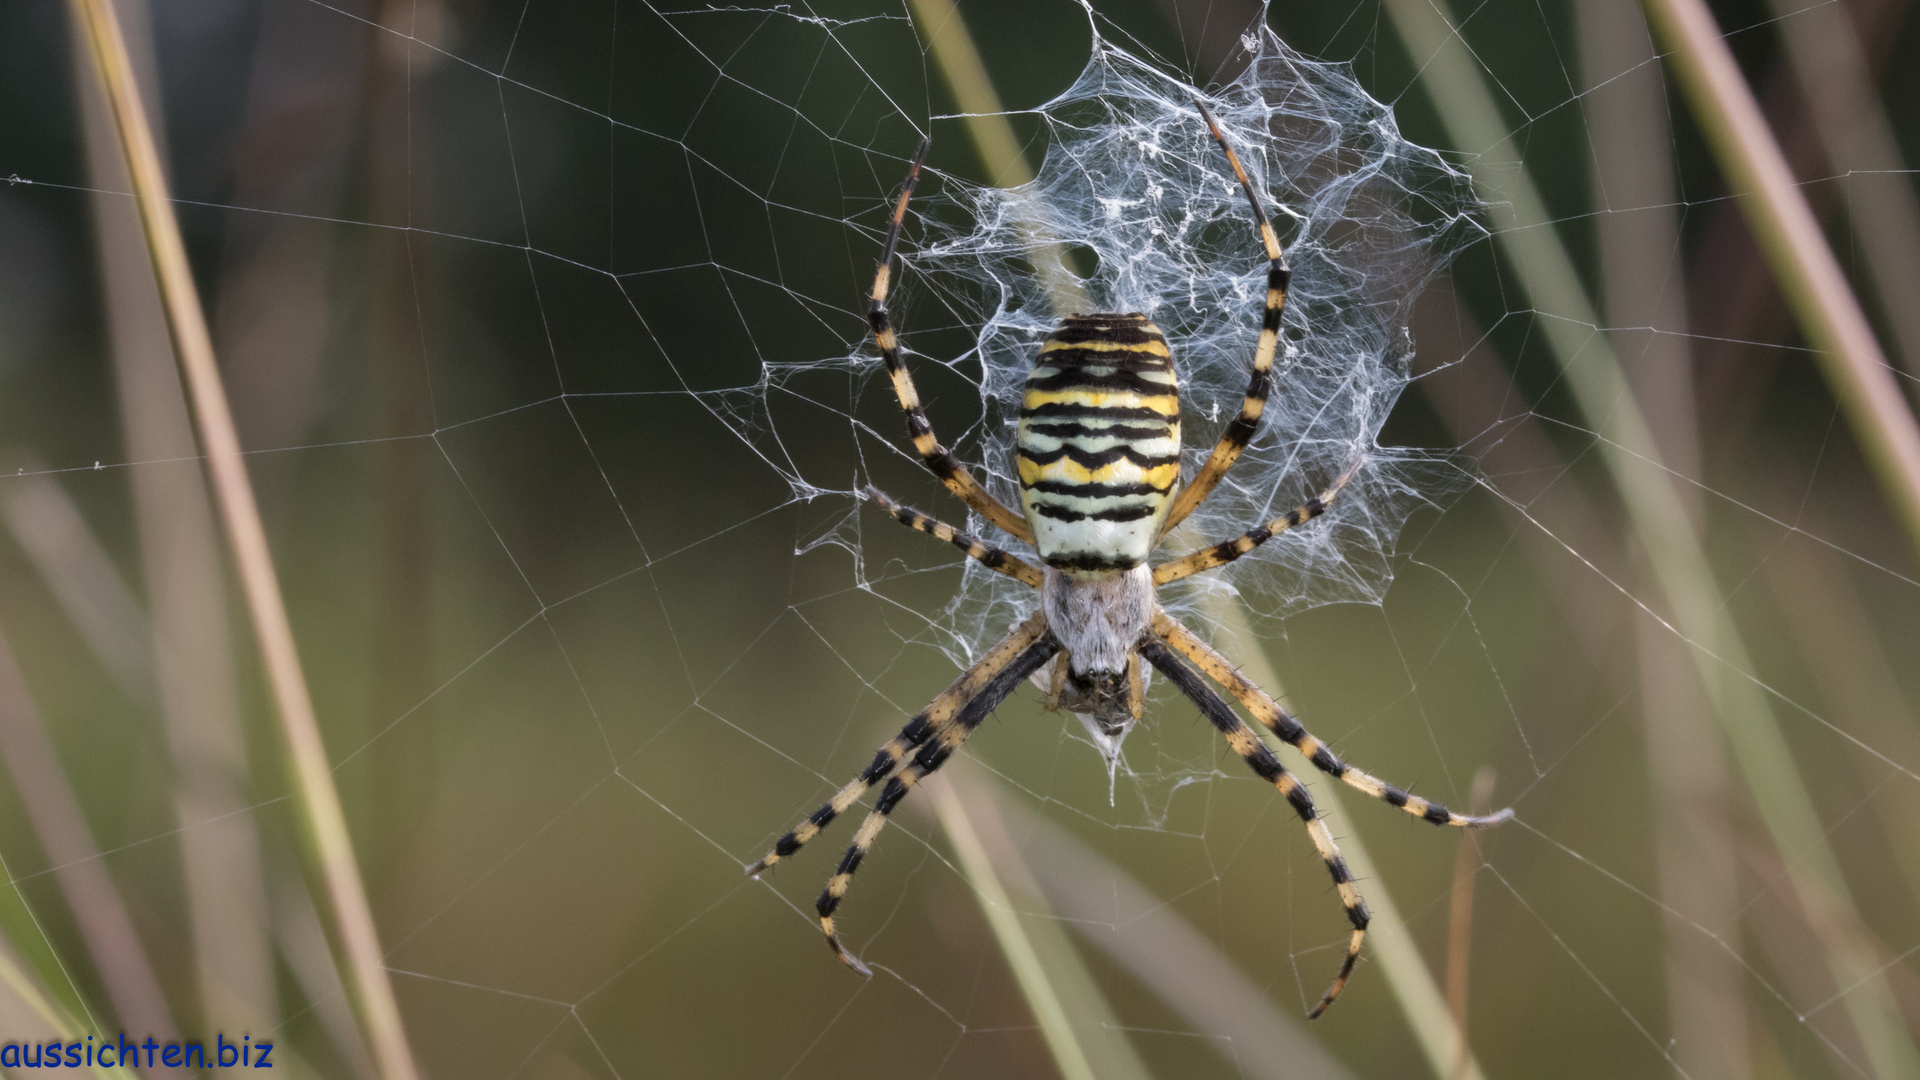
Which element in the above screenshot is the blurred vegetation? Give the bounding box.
[1,0,1919,1077]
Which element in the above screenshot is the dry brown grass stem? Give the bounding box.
[1640,0,1920,558]
[65,1,421,1076]
[1444,768,1496,1080]
[71,1,277,1032]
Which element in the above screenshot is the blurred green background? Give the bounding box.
[2,0,1919,1077]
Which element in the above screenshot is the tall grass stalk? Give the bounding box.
[1384,0,1920,1073]
[1443,768,1495,1080]
[1762,535,1920,914]
[904,0,1090,315]
[926,783,1097,1080]
[900,5,1131,1074]
[1638,0,1920,557]
[64,1,421,1076]
[0,893,139,1080]
[928,775,1155,1080]
[961,768,1360,1080]
[70,0,278,1032]
[1578,1,1747,1073]
[0,465,152,699]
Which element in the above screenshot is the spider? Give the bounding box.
[747,102,1511,1018]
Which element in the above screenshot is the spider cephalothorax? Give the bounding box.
[746,103,1510,1018]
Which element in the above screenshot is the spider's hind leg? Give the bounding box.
[1139,636,1368,1018]
[1153,465,1358,586]
[746,614,1053,878]
[868,142,1032,542]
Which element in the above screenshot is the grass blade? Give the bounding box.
[901,9,1159,1076]
[0,462,152,699]
[0,901,139,1080]
[963,768,1360,1080]
[1577,2,1749,1073]
[1758,0,1920,381]
[69,0,281,1034]
[64,0,421,1075]
[928,772,1155,1080]
[904,0,1090,315]
[0,622,176,1041]
[1443,769,1495,1080]
[1639,0,1920,557]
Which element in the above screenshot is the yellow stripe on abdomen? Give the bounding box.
[1016,314,1182,573]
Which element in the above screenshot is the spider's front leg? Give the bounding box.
[747,612,1058,976]
[869,140,1032,543]
[1159,101,1293,537]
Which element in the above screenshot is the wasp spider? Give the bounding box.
[747,102,1511,1018]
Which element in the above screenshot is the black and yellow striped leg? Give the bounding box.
[817,631,1060,975]
[1139,637,1367,1019]
[746,613,1052,878]
[866,487,1043,589]
[1153,465,1358,586]
[1150,611,1514,829]
[1161,101,1291,537]
[870,140,1034,543]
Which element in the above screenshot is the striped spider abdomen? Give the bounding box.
[1016,313,1182,573]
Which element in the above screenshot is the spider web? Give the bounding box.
[2,0,1919,1078]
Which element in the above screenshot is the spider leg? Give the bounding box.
[1139,637,1366,1018]
[816,629,1060,975]
[1153,465,1357,586]
[1044,652,1068,711]
[1151,611,1513,829]
[746,613,1052,878]
[870,140,1033,543]
[1126,652,1145,721]
[1159,101,1291,538]
[866,487,1042,588]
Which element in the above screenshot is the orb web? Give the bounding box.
[4,0,1918,1077]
